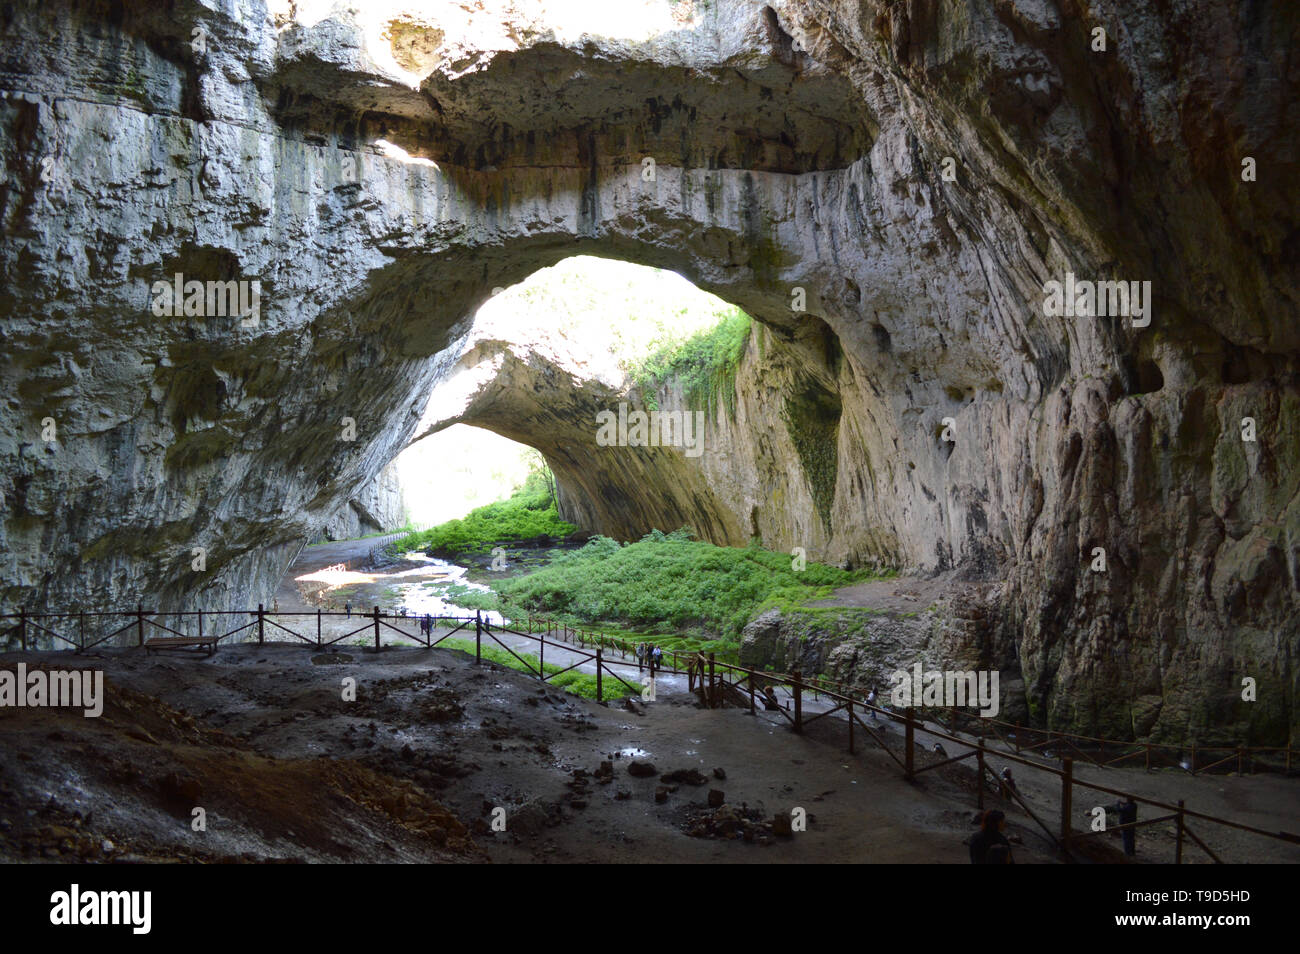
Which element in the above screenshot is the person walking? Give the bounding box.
[651,645,663,673]
[1111,795,1138,856]
[1000,767,1017,799]
[969,810,1014,864]
[345,601,351,619]
[866,686,878,720]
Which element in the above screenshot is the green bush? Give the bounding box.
[496,528,887,643]
[628,308,752,418]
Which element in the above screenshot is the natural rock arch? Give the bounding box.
[2,0,1296,742]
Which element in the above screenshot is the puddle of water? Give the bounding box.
[617,747,650,759]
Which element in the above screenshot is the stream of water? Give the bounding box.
[387,552,508,626]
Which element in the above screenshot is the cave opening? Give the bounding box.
[377,254,762,544]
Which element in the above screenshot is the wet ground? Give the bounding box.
[2,537,1291,864]
[3,635,1294,863]
[0,642,1059,864]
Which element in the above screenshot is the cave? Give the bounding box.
[0,0,1297,876]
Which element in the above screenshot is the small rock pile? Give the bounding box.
[681,801,778,844]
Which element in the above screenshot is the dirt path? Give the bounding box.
[804,573,982,612]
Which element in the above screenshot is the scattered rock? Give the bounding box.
[662,768,708,786]
[708,789,725,808]
[628,760,657,778]
[509,798,551,837]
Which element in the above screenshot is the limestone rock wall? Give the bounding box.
[318,461,406,542]
[0,0,1295,741]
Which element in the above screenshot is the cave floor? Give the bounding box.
[0,642,1060,864]
[2,641,1294,864]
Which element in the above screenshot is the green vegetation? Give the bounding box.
[489,528,887,647]
[628,308,752,419]
[783,383,842,533]
[433,637,639,701]
[393,466,575,556]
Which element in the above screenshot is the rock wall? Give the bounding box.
[0,0,1296,741]
[318,460,406,542]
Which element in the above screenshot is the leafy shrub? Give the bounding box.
[627,308,752,419]
[496,528,887,642]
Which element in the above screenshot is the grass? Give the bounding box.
[432,637,639,701]
[341,631,639,701]
[481,528,890,653]
[392,470,576,556]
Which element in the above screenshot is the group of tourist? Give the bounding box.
[970,796,1138,863]
[635,643,664,673]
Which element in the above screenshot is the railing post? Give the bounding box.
[1190,742,1197,776]
[372,606,379,651]
[1014,722,1021,754]
[256,604,265,646]
[708,653,716,708]
[197,610,202,646]
[539,628,544,674]
[475,610,482,664]
[316,609,321,647]
[1145,742,1151,772]
[977,741,986,810]
[595,648,603,703]
[18,608,26,651]
[848,698,855,755]
[1175,800,1185,864]
[951,703,958,735]
[78,611,85,653]
[749,673,755,715]
[904,706,915,779]
[1237,746,1244,775]
[138,604,146,647]
[1060,757,1074,853]
[792,669,803,733]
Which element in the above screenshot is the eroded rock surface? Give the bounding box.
[1,0,1296,742]
[319,460,406,542]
